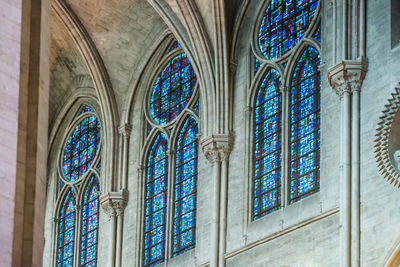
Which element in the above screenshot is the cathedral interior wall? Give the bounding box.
[39,0,400,266]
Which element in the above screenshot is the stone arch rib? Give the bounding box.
[374,84,400,187]
[52,0,119,191]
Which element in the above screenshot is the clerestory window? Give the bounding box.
[252,0,321,220]
[142,40,199,266]
[56,105,101,266]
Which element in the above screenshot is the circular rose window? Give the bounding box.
[149,52,197,125]
[62,116,101,182]
[258,0,319,60]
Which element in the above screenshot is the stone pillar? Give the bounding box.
[328,58,368,267]
[100,190,129,267]
[0,0,50,265]
[200,134,234,267]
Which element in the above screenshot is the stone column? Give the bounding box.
[328,58,368,267]
[201,134,234,267]
[100,190,129,267]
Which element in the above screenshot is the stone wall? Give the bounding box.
[42,0,400,266]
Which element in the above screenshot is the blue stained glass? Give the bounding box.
[144,133,168,267]
[290,46,320,203]
[173,116,198,256]
[253,68,282,220]
[255,57,262,74]
[258,0,319,60]
[80,175,100,266]
[313,23,321,42]
[62,116,101,182]
[150,53,197,125]
[80,105,94,114]
[57,189,76,266]
[170,40,182,52]
[193,99,200,114]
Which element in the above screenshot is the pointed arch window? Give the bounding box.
[173,116,198,256]
[142,42,199,266]
[80,174,100,266]
[55,105,102,266]
[251,0,321,220]
[144,133,169,266]
[57,190,76,266]
[289,47,321,203]
[253,68,282,219]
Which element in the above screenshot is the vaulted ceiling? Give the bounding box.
[49,0,245,126]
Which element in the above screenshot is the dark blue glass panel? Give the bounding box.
[173,116,198,256]
[253,68,282,220]
[80,105,94,114]
[147,122,153,137]
[57,189,76,266]
[169,40,182,52]
[258,0,319,59]
[80,175,100,266]
[255,57,262,74]
[290,46,320,203]
[96,160,101,171]
[62,116,101,182]
[144,133,168,267]
[193,99,199,114]
[150,53,197,125]
[313,23,321,42]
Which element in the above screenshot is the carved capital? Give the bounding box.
[327,58,368,97]
[200,133,234,164]
[100,189,129,218]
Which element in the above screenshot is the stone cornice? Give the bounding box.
[327,58,368,97]
[100,189,129,217]
[200,133,234,164]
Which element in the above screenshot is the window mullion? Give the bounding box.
[281,84,290,208]
[74,203,82,267]
[165,148,176,261]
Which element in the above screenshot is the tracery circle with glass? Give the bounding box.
[149,52,197,125]
[257,0,319,60]
[62,116,101,182]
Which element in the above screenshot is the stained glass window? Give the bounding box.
[147,122,153,137]
[173,116,198,256]
[193,99,199,114]
[80,105,94,114]
[254,57,262,74]
[170,40,182,51]
[258,0,319,59]
[149,53,197,125]
[253,68,282,220]
[57,189,76,266]
[313,23,321,42]
[80,175,100,266]
[144,133,169,267]
[62,116,101,182]
[289,46,320,203]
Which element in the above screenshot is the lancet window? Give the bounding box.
[142,40,199,266]
[55,105,101,266]
[252,0,321,220]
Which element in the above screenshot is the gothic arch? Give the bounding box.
[52,0,119,192]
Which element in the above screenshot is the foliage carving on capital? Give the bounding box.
[200,133,234,164]
[327,58,368,97]
[100,189,129,218]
